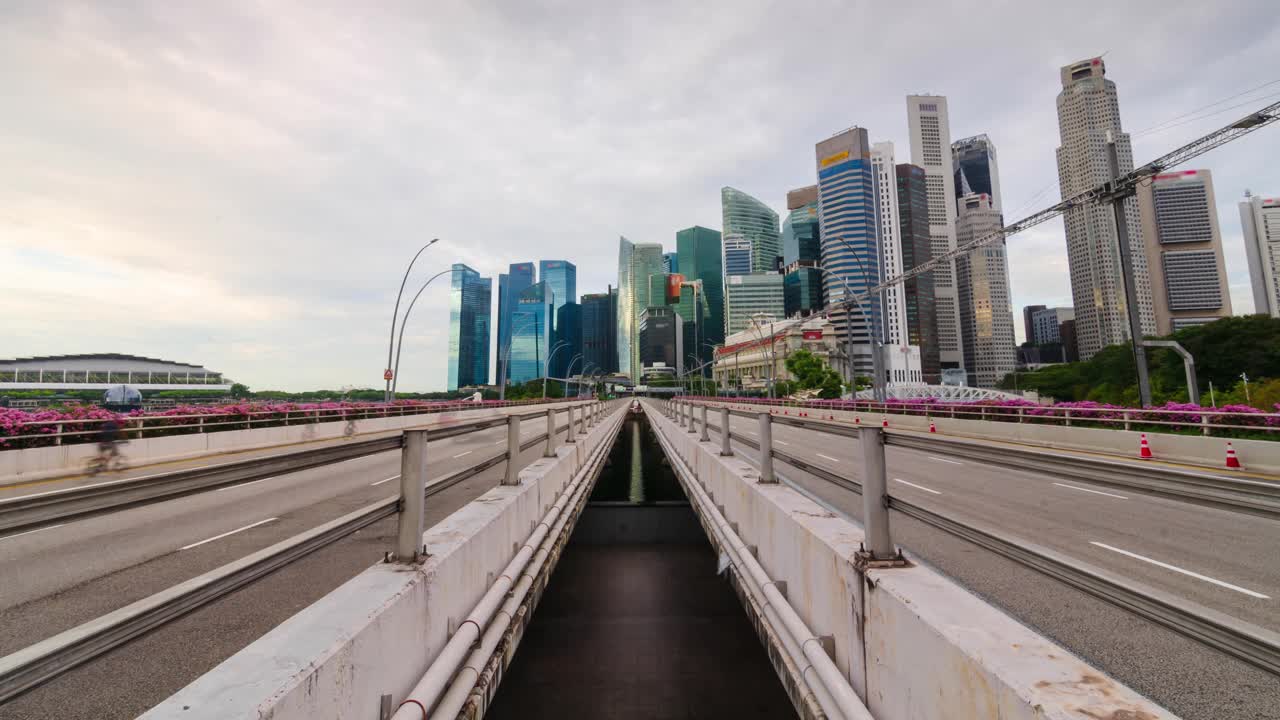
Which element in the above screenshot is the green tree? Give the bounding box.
[229,383,251,398]
[784,349,845,399]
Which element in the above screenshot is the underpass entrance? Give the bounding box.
[486,411,795,719]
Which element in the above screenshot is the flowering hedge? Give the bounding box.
[0,399,553,450]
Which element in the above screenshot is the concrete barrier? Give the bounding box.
[140,402,627,720]
[648,400,1176,720]
[701,399,1280,476]
[0,401,591,486]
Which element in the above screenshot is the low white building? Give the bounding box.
[0,354,230,392]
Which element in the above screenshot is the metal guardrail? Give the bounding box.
[665,397,1280,677]
[0,400,617,703]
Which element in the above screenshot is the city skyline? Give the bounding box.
[4,2,1277,391]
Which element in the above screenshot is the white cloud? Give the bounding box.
[2,0,1277,389]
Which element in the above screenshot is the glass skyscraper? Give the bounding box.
[722,234,753,275]
[815,126,880,376]
[663,252,679,274]
[725,273,786,334]
[496,262,535,386]
[782,186,823,319]
[447,263,492,391]
[616,237,665,380]
[952,134,1002,212]
[539,260,577,378]
[896,163,940,383]
[676,225,724,370]
[508,281,553,385]
[581,289,617,375]
[722,187,780,273]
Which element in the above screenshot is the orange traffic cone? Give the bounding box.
[854,416,861,425]
[1225,442,1242,469]
[1139,434,1153,460]
[929,420,937,433]
[882,418,889,428]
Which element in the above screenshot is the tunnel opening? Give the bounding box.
[485,410,796,719]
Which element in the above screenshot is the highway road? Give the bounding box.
[712,410,1280,720]
[0,411,589,720]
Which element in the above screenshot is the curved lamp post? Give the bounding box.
[385,239,439,402]
[748,313,778,399]
[499,316,540,401]
[391,267,452,397]
[564,353,584,397]
[542,341,571,399]
[824,237,887,402]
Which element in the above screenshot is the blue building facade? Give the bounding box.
[539,260,577,378]
[508,282,553,385]
[496,262,535,386]
[447,263,492,391]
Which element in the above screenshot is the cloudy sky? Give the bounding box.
[3,1,1277,391]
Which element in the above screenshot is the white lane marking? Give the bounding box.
[893,478,942,495]
[817,453,841,463]
[370,475,400,486]
[746,430,758,436]
[776,439,790,446]
[181,518,279,550]
[215,477,273,492]
[452,450,473,458]
[1089,541,1271,599]
[1053,482,1128,500]
[927,456,963,465]
[1,524,66,542]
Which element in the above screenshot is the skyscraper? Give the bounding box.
[538,260,577,378]
[554,302,582,378]
[616,237,665,380]
[676,225,725,369]
[725,274,786,334]
[581,289,617,375]
[539,260,576,321]
[1239,192,1280,316]
[907,95,964,372]
[1031,307,1075,345]
[1054,57,1156,358]
[1136,169,1233,333]
[638,306,684,375]
[663,252,679,274]
[723,234,753,275]
[896,164,940,383]
[446,263,492,391]
[815,126,880,376]
[509,281,553,385]
[872,142,909,350]
[496,262,535,386]
[952,134,1002,212]
[955,194,1016,388]
[722,187,780,274]
[1022,304,1047,345]
[782,186,824,320]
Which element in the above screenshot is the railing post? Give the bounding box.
[1017,407,1024,424]
[860,426,893,559]
[1064,409,1072,427]
[56,423,63,446]
[566,403,577,444]
[503,415,521,486]
[199,416,205,433]
[700,405,710,442]
[1202,415,1211,436]
[396,429,428,562]
[687,402,697,434]
[758,413,776,483]
[1123,411,1131,431]
[720,407,733,457]
[678,401,687,427]
[544,408,556,457]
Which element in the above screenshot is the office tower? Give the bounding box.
[955,194,1016,388]
[816,126,880,376]
[895,164,940,383]
[782,186,824,320]
[676,226,725,369]
[1060,319,1079,362]
[580,290,617,376]
[508,282,553,385]
[663,252,679,274]
[446,263,492,391]
[1022,304,1047,345]
[1135,169,1233,333]
[722,187,780,273]
[1055,57,1156,358]
[952,134,1002,212]
[496,262,535,386]
[616,237,665,380]
[539,260,576,321]
[907,95,964,372]
[725,273,786,335]
[638,306,684,375]
[723,234,754,275]
[1032,307,1075,345]
[1240,192,1280,316]
[647,272,682,309]
[872,142,909,349]
[554,302,582,379]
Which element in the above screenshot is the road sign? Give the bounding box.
[384,369,393,381]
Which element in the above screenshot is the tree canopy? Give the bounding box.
[784,349,845,399]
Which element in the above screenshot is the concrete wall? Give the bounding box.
[0,401,591,485]
[647,400,1176,720]
[141,402,628,720]
[706,399,1280,475]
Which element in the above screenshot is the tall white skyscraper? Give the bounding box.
[952,134,1002,213]
[955,194,1016,388]
[1054,57,1156,358]
[871,141,909,349]
[907,95,965,371]
[1239,192,1280,317]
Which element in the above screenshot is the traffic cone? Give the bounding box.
[1139,434,1153,460]
[929,420,937,434]
[854,416,861,425]
[882,418,889,428]
[1225,442,1242,469]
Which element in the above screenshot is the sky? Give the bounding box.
[2,0,1278,391]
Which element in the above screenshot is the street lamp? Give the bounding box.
[390,267,451,398]
[564,353,584,396]
[384,239,439,402]
[542,341,571,399]
[499,316,539,400]
[813,260,883,402]
[748,313,778,399]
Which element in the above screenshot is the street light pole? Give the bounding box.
[543,341,571,399]
[390,267,451,398]
[564,354,584,397]
[385,239,439,402]
[499,317,537,401]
